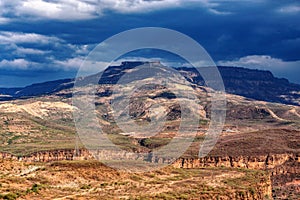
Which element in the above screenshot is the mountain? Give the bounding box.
[0,79,74,100]
[0,61,299,105]
[179,66,300,105]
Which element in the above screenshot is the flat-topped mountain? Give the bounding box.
[1,61,299,105]
[179,66,300,105]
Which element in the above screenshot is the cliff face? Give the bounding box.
[173,153,299,200]
[271,156,300,199]
[173,153,298,170]
[3,150,299,199]
[0,149,92,162]
[0,149,275,200]
[1,150,297,171]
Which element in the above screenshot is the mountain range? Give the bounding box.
[0,61,299,106]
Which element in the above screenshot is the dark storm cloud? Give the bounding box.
[0,0,299,86]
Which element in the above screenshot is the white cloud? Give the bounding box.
[0,17,10,24]
[0,59,31,70]
[278,5,300,14]
[100,0,183,13]
[17,0,99,20]
[53,57,110,74]
[0,0,231,21]
[68,43,97,55]
[0,31,99,72]
[15,47,49,55]
[54,57,84,70]
[0,31,62,44]
[218,55,300,69]
[208,8,231,15]
[91,0,228,15]
[0,1,10,24]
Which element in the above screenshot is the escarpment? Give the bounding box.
[1,150,298,199]
[173,153,299,170]
[0,149,92,162]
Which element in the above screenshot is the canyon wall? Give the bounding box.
[0,149,92,162]
[1,150,298,199]
[173,153,299,170]
[0,149,298,171]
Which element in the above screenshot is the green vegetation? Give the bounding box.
[80,184,92,190]
[26,184,43,194]
[0,193,18,200]
[0,112,78,156]
[139,137,171,149]
[0,183,43,200]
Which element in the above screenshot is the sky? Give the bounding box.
[0,0,299,87]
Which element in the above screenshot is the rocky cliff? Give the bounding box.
[1,149,297,171]
[0,149,275,199]
[0,149,92,162]
[173,153,299,199]
[2,149,299,199]
[173,153,299,170]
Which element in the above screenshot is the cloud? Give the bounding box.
[99,0,196,14]
[0,0,232,22]
[0,1,10,24]
[208,8,231,15]
[52,56,108,72]
[278,5,300,14]
[53,57,84,70]
[0,0,299,87]
[1,43,50,56]
[0,30,99,72]
[0,31,62,44]
[0,17,10,24]
[0,59,32,70]
[15,47,49,55]
[17,0,99,20]
[218,55,300,84]
[218,55,299,69]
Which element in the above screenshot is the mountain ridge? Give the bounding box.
[1,62,299,105]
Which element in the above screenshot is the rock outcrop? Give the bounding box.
[0,149,92,162]
[173,153,299,170]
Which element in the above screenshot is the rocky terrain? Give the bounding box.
[0,61,299,199]
[0,159,272,200]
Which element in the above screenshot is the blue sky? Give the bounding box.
[0,0,299,87]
